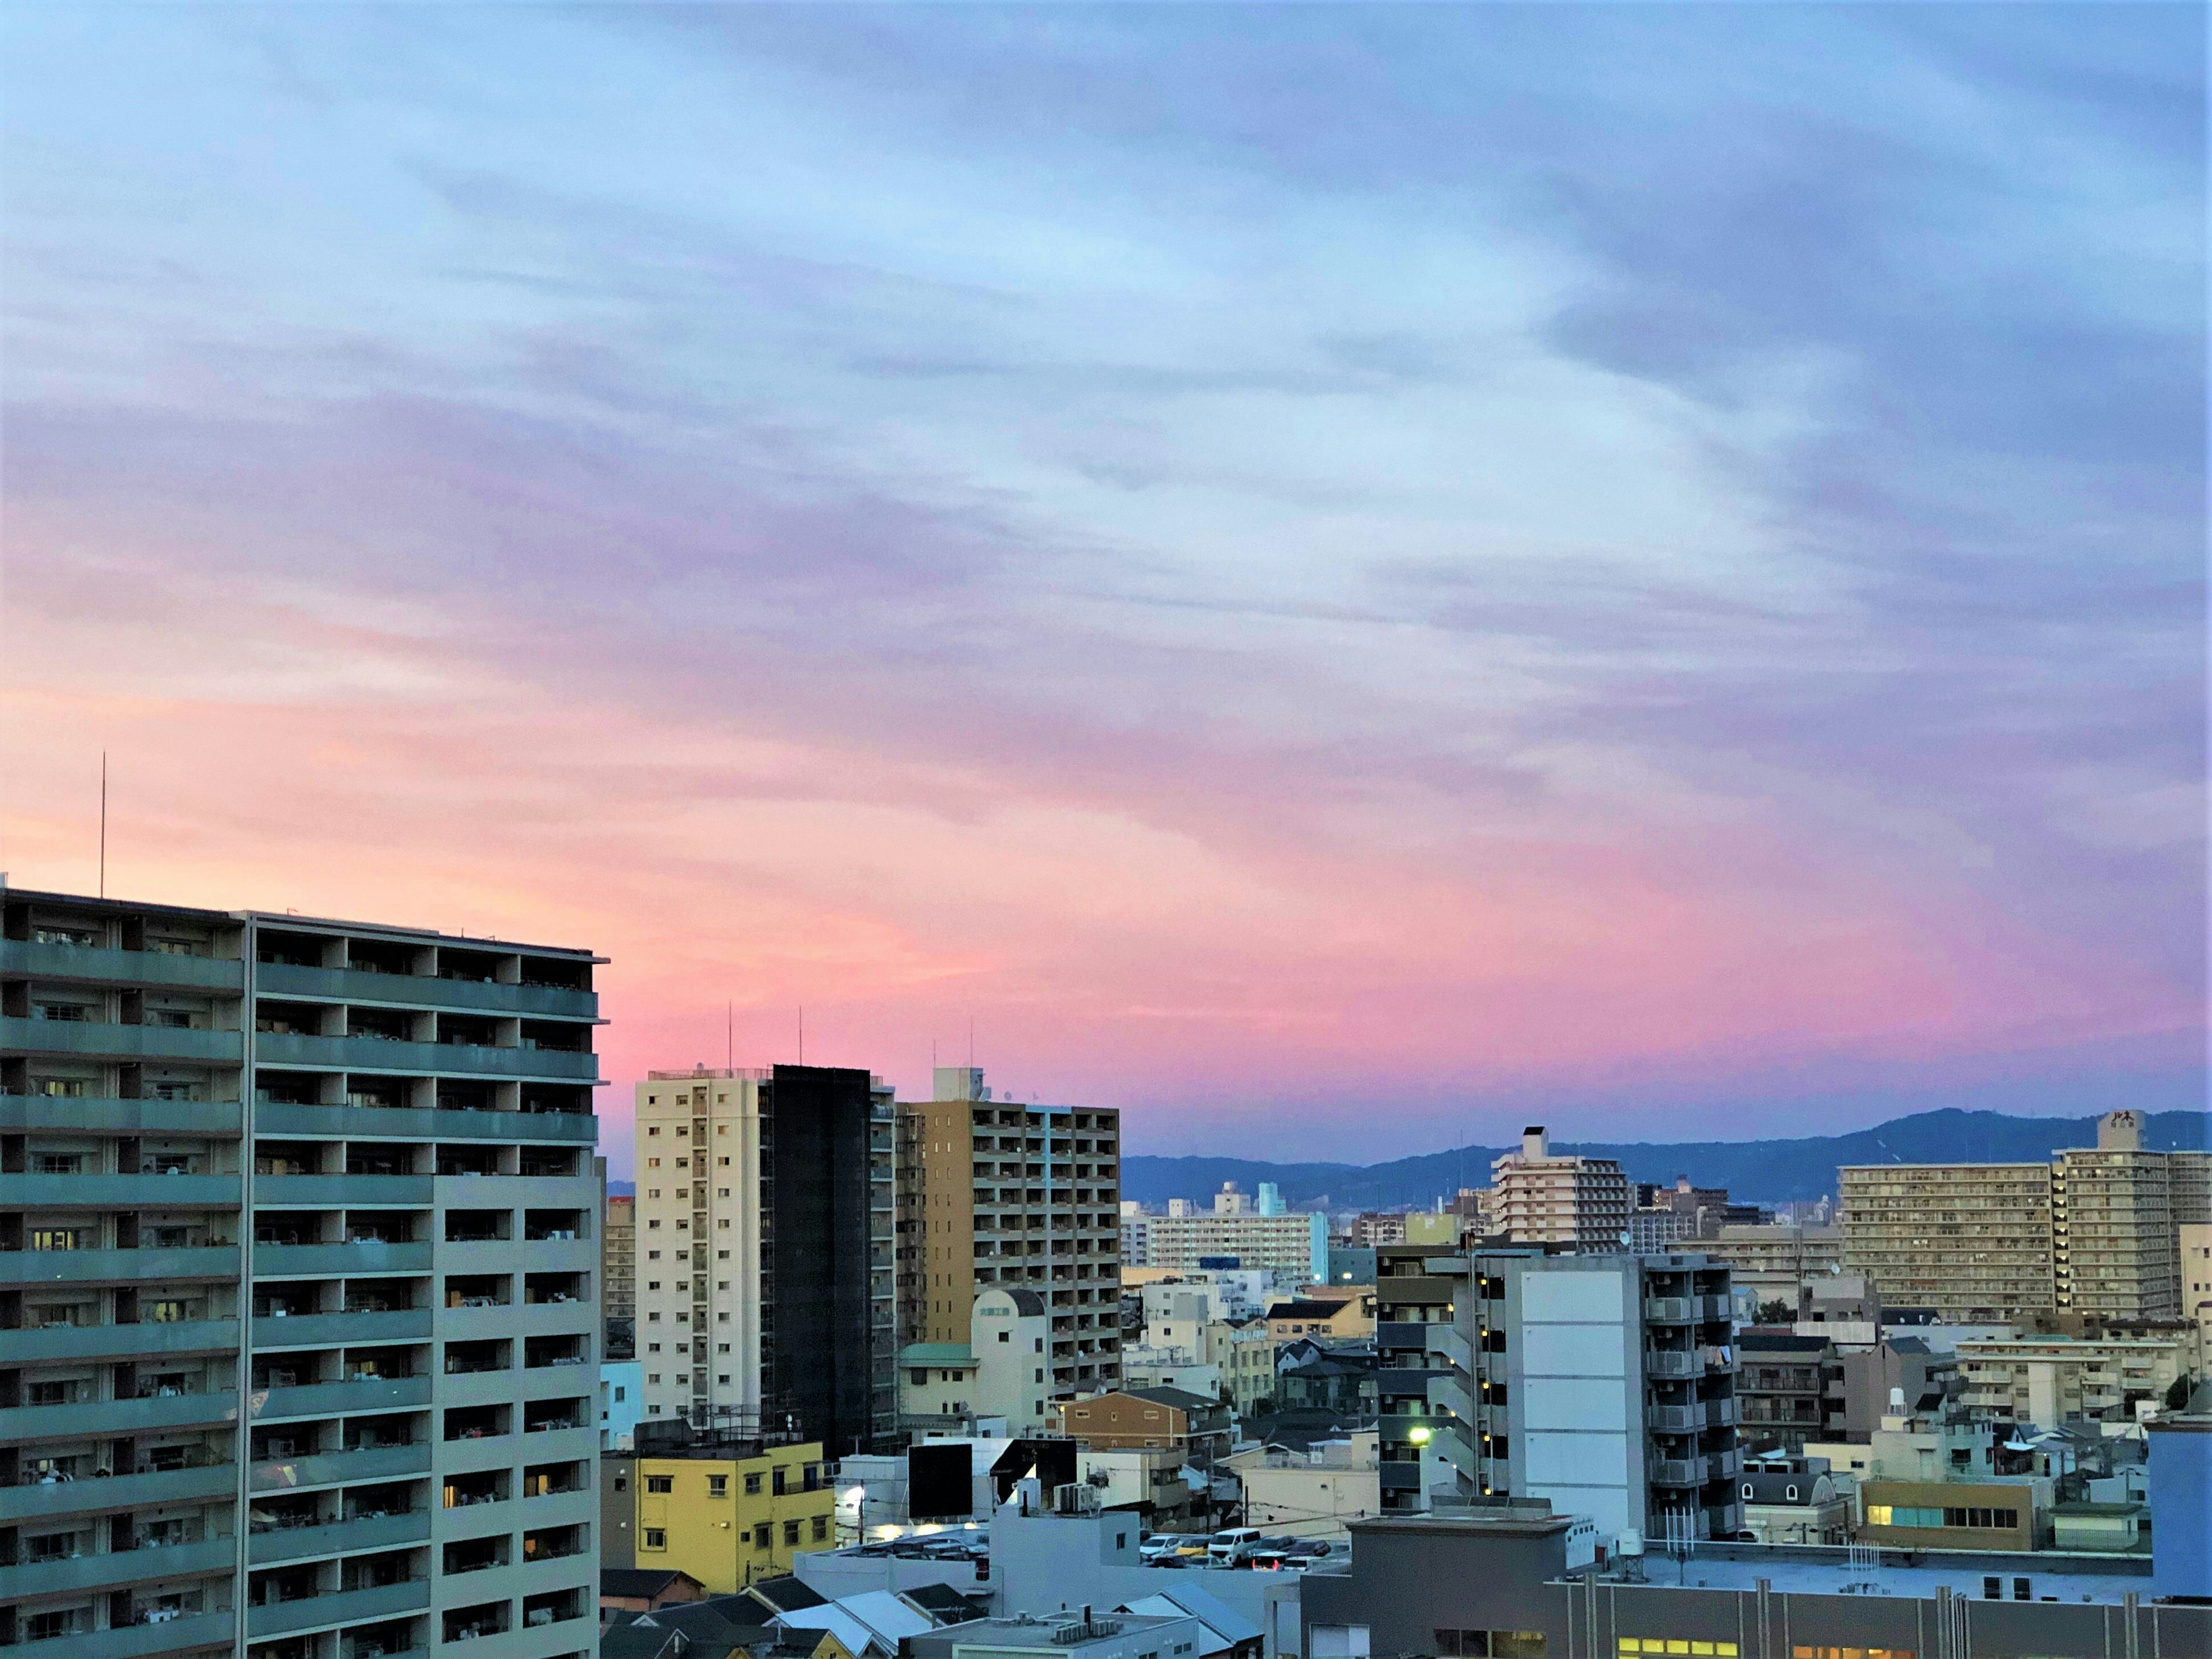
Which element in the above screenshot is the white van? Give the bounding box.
[1207,1527,1264,1564]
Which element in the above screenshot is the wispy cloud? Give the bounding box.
[2,3,2200,1164]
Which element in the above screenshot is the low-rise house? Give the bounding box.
[1734,1455,1851,1546]
[1060,1387,1234,1464]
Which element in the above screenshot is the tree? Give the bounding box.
[2166,1373,2194,1411]
[1755,1298,1796,1325]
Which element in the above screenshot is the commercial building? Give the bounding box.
[1299,1503,2203,1659]
[633,1063,896,1453]
[1487,1126,1632,1248]
[1128,1209,1327,1284]
[1226,1430,1380,1540]
[1956,1330,2197,1423]
[1,881,603,1659]
[631,1435,836,1590]
[895,1067,1122,1401]
[1736,1453,1851,1546]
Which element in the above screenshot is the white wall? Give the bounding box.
[1518,1268,1636,1536]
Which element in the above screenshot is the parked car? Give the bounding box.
[1207,1527,1265,1565]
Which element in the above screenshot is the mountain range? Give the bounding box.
[1119,1107,2210,1210]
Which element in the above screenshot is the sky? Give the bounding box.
[1,5,2203,1175]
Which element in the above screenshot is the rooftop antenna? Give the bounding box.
[98,752,107,899]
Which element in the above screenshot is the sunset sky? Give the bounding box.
[2,6,2202,1173]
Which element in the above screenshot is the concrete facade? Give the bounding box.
[1,881,602,1659]
[633,1063,896,1452]
[896,1069,1123,1402]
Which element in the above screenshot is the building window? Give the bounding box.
[812,1515,830,1541]
[1618,1645,1739,1657]
[707,1475,728,1498]
[642,1528,667,1550]
[645,1475,673,1494]
[753,1524,771,1548]
[783,1520,800,1546]
[745,1472,762,1495]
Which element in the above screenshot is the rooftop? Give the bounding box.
[1574,1543,2151,1605]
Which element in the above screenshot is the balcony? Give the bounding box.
[1647,1404,1699,1434]
[254,1030,596,1084]
[0,1534,236,1601]
[9,1315,240,1366]
[255,1374,432,1421]
[1644,1297,1694,1324]
[252,1440,431,1493]
[253,1307,433,1350]
[0,1244,239,1288]
[0,1388,239,1444]
[1644,1351,1699,1380]
[248,1506,430,1565]
[10,1173,241,1210]
[1649,1456,1709,1487]
[0,1014,243,1066]
[0,1460,235,1524]
[0,1094,243,1135]
[47,1610,237,1659]
[253,1099,597,1145]
[254,1173,433,1207]
[0,935,244,990]
[253,1240,432,1278]
[256,959,594,1020]
[247,1577,431,1639]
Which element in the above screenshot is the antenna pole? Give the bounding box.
[99,752,108,899]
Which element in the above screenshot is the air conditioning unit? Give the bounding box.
[1052,1482,1099,1516]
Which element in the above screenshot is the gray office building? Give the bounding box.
[2,881,603,1659]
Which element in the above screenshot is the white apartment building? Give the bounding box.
[1129,1209,1327,1282]
[1487,1124,1633,1248]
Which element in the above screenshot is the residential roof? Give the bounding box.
[601,1624,683,1659]
[1126,1386,1221,1413]
[900,1343,979,1366]
[1740,1333,1832,1353]
[776,1590,935,1656]
[900,1584,990,1624]
[1742,1472,1833,1505]
[738,1578,829,1614]
[987,1286,1048,1317]
[1269,1300,1349,1320]
[602,1567,702,1599]
[1126,1584,1263,1647]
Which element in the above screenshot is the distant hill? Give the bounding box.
[1119,1107,2210,1210]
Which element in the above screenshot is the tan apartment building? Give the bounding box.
[895,1067,1122,1399]
[605,1190,637,1323]
[1840,1162,2057,1320]
[1058,1386,1233,1461]
[1843,1114,2194,1322]
[2054,1111,2177,1319]
[1700,1223,1843,1316]
[1957,1331,2197,1423]
[1488,1124,1633,1247]
[1132,1209,1327,1280]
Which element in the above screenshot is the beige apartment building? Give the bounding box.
[1700,1223,1843,1315]
[1136,1209,1327,1279]
[894,1067,1123,1399]
[2053,1110,2177,1319]
[1488,1123,1633,1247]
[1840,1160,2057,1319]
[1842,1113,2192,1322]
[605,1190,637,1323]
[1957,1331,2197,1423]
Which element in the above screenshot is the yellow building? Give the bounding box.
[635,1441,838,1591]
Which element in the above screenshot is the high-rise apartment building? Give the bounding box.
[1487,1125,1633,1248]
[1,882,603,1659]
[1839,1161,2058,1320]
[1128,1209,1327,1283]
[893,1067,1122,1400]
[2053,1111,2177,1319]
[1842,1114,2192,1322]
[603,1193,636,1325]
[632,1064,895,1455]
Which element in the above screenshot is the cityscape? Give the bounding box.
[2,7,2205,1659]
[1,878,2207,1659]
